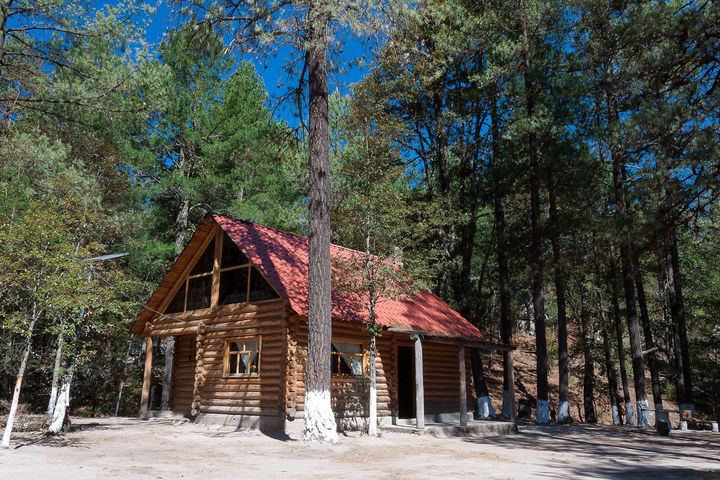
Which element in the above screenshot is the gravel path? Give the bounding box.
[1,417,719,479]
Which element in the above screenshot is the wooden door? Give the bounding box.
[397,345,414,419]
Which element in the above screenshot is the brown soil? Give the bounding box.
[482,334,680,424]
[2,417,719,479]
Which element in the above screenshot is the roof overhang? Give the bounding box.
[387,327,515,351]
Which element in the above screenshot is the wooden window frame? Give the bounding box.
[223,336,262,378]
[331,339,367,378]
[161,226,282,316]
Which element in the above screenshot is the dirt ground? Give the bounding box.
[1,417,719,480]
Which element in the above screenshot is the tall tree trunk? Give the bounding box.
[635,257,664,421]
[664,232,694,414]
[365,226,379,436]
[609,92,649,426]
[1,305,40,449]
[471,349,495,418]
[47,327,65,417]
[601,301,621,425]
[670,234,693,413]
[161,193,189,411]
[527,86,549,425]
[521,13,549,424]
[580,288,597,423]
[491,97,513,418]
[303,0,336,443]
[610,255,632,425]
[548,180,570,423]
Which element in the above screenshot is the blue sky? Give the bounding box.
[138,1,373,127]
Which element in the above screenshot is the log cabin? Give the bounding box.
[130,213,514,433]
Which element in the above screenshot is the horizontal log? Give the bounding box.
[199,406,281,415]
[200,398,278,408]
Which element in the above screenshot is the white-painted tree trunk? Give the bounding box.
[368,383,377,436]
[48,378,72,434]
[636,399,650,427]
[558,400,570,423]
[46,332,64,417]
[653,402,664,427]
[368,333,378,436]
[655,403,670,431]
[303,390,338,443]
[477,396,495,419]
[501,390,511,418]
[1,310,38,449]
[536,399,550,424]
[625,401,634,426]
[48,356,76,435]
[611,405,621,425]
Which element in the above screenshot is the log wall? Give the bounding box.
[151,299,287,418]
[153,301,474,423]
[286,315,474,420]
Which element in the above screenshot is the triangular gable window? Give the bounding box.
[164,227,278,314]
[190,241,215,276]
[249,267,276,302]
[222,233,249,268]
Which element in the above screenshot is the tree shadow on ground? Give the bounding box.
[11,432,86,449]
[462,423,720,479]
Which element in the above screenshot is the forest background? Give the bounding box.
[1,0,719,430]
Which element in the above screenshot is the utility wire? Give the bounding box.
[92,270,184,326]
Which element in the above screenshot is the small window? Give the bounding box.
[248,267,277,302]
[222,233,249,268]
[186,275,212,310]
[219,267,249,305]
[225,338,261,376]
[190,241,215,276]
[331,341,365,376]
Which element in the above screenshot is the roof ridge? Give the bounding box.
[211,212,381,260]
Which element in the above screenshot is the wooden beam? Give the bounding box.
[413,335,424,429]
[139,336,153,419]
[507,349,518,425]
[459,345,467,427]
[211,228,222,307]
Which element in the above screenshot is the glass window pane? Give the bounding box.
[245,339,260,352]
[248,267,277,302]
[229,353,238,374]
[249,352,259,373]
[352,357,363,375]
[186,275,211,310]
[229,342,241,352]
[219,268,249,305]
[222,233,249,268]
[165,285,185,313]
[339,354,353,374]
[331,342,345,354]
[346,343,362,354]
[331,353,339,374]
[190,241,215,276]
[239,353,249,374]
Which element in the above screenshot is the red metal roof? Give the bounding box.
[213,214,485,340]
